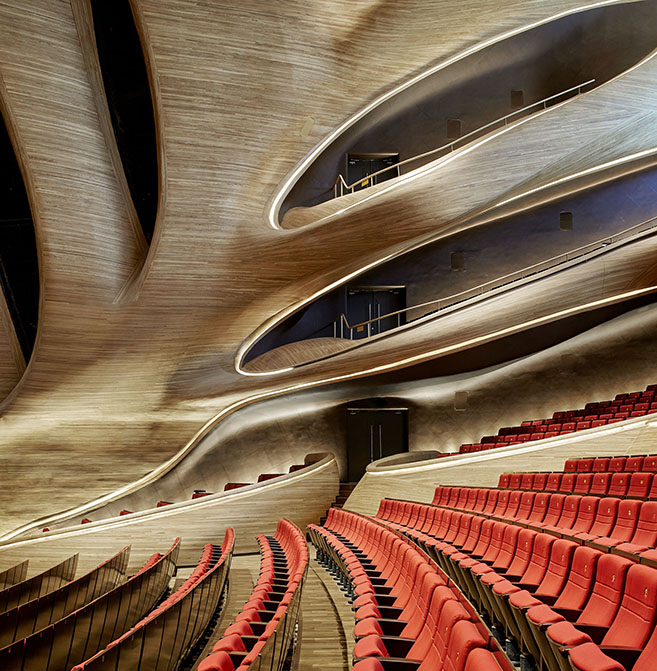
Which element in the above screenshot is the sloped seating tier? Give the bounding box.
[376,494,657,671]
[0,538,180,671]
[0,553,78,615]
[198,519,308,671]
[459,385,657,454]
[409,490,657,558]
[0,561,29,592]
[0,545,130,648]
[73,529,234,671]
[498,454,657,499]
[307,508,512,671]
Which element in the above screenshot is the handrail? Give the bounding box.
[336,212,657,336]
[333,79,595,198]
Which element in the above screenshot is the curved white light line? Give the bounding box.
[267,0,631,230]
[240,146,657,377]
[4,282,655,544]
[366,416,649,476]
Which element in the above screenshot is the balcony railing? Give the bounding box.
[333,79,595,198]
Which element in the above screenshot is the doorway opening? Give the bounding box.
[344,286,405,339]
[346,153,400,192]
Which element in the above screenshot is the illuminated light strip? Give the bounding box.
[495,147,657,209]
[367,418,646,476]
[6,281,656,545]
[1,455,335,546]
[237,205,657,376]
[267,0,629,230]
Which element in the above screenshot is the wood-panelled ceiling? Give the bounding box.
[0,0,651,535]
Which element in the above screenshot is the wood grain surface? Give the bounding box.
[0,0,653,544]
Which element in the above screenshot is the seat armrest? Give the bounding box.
[600,647,642,669]
[552,607,582,622]
[576,624,608,645]
[376,637,414,657]
[376,606,405,619]
[366,658,420,671]
[374,619,409,637]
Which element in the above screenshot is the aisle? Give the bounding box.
[296,555,354,671]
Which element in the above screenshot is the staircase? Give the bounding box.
[319,482,358,525]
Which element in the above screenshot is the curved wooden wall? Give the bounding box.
[0,0,653,541]
[0,454,338,573]
[344,419,657,515]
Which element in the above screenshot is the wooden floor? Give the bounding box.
[192,552,354,671]
[297,552,354,671]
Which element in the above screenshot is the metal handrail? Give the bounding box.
[333,79,595,199]
[335,212,657,337]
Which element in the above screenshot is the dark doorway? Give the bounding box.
[347,153,399,191]
[345,287,405,339]
[346,408,409,481]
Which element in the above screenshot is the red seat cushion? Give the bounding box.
[568,643,624,671]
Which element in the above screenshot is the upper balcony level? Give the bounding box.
[274,1,657,229]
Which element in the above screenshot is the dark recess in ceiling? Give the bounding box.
[90,0,158,243]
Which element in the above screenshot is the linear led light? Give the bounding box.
[267,0,633,230]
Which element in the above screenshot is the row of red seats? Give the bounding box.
[376,497,657,671]
[223,464,308,491]
[198,519,308,671]
[428,487,657,555]
[308,508,511,671]
[495,470,657,499]
[73,529,234,670]
[501,454,657,485]
[459,384,657,454]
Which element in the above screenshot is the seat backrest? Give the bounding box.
[634,615,657,671]
[555,495,581,530]
[643,455,657,472]
[498,474,511,489]
[504,491,522,518]
[534,539,578,599]
[545,473,562,492]
[520,473,535,490]
[412,596,469,664]
[576,554,634,628]
[473,489,490,513]
[627,472,654,499]
[570,496,599,534]
[491,490,510,517]
[588,498,621,537]
[601,564,657,650]
[493,524,521,571]
[564,460,578,473]
[576,459,594,472]
[512,492,536,521]
[508,473,522,490]
[532,473,548,490]
[439,620,486,671]
[606,499,641,542]
[541,494,566,526]
[482,489,499,515]
[592,458,611,472]
[505,529,538,579]
[608,472,630,497]
[626,456,646,472]
[589,472,611,496]
[630,501,657,546]
[609,457,627,472]
[519,533,556,585]
[559,473,576,493]
[574,473,592,494]
[553,545,602,611]
[527,492,551,523]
